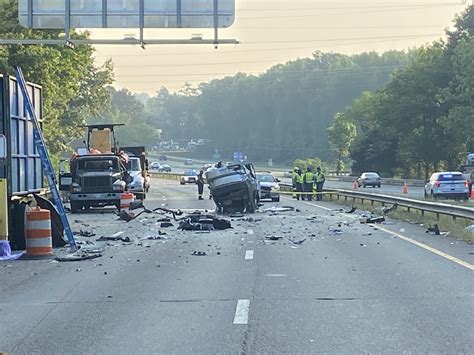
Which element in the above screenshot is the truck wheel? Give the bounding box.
[70,201,82,213]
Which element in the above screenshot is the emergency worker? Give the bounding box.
[314,167,326,201]
[295,168,304,200]
[303,166,315,201]
[291,167,299,199]
[197,170,205,200]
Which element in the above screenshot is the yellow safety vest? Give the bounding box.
[315,172,325,183]
[304,172,314,183]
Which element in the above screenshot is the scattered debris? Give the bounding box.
[399,228,406,233]
[160,222,174,228]
[78,229,95,237]
[157,218,171,223]
[345,206,357,214]
[426,224,440,235]
[265,236,283,241]
[289,238,306,245]
[364,216,385,224]
[263,206,295,213]
[117,210,136,222]
[191,251,207,256]
[360,243,367,247]
[56,250,102,262]
[75,268,82,272]
[382,203,398,215]
[147,236,166,240]
[329,229,343,235]
[178,214,232,231]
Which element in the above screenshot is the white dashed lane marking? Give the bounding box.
[233,299,250,325]
[245,250,254,260]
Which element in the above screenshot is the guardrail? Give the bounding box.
[279,183,474,221]
[149,172,183,181]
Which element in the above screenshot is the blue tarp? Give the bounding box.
[0,240,25,261]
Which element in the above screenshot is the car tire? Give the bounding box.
[180,182,185,185]
[362,184,366,188]
[272,197,280,202]
[377,184,381,188]
[70,201,82,213]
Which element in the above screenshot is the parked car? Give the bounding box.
[256,173,280,202]
[149,162,161,170]
[157,164,171,172]
[184,159,193,165]
[424,171,469,200]
[180,170,198,185]
[158,155,167,161]
[357,172,382,188]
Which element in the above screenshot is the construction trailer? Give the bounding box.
[0,74,44,248]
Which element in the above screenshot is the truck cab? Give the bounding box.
[69,154,126,212]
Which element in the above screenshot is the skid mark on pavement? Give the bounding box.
[233,299,250,325]
[374,225,474,271]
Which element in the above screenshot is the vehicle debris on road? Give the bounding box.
[426,224,441,235]
[289,238,306,245]
[56,249,103,262]
[191,251,207,256]
[265,236,283,241]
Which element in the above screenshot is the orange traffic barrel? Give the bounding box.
[120,192,135,210]
[26,207,53,257]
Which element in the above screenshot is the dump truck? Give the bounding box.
[60,124,129,213]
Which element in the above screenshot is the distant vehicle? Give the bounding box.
[256,173,280,202]
[180,170,198,185]
[184,159,193,165]
[159,155,167,161]
[157,164,171,172]
[149,162,161,170]
[357,172,382,188]
[424,171,469,200]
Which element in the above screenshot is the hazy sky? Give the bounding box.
[89,0,469,94]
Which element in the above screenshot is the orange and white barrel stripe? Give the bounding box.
[26,207,53,256]
[120,192,135,209]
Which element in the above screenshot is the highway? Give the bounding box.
[1,178,473,354]
[150,156,472,204]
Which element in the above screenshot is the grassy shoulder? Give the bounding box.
[325,195,474,243]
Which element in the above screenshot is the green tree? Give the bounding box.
[0,0,114,154]
[327,112,357,174]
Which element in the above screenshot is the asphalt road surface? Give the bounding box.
[1,178,473,354]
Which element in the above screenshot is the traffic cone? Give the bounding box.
[353,179,358,190]
[402,182,408,194]
[470,187,474,199]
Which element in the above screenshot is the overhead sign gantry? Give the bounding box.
[1,0,238,47]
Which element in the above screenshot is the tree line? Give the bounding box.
[328,6,474,179]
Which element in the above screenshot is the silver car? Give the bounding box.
[424,171,469,200]
[357,172,382,188]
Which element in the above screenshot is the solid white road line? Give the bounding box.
[233,299,250,325]
[375,225,474,271]
[245,250,254,260]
